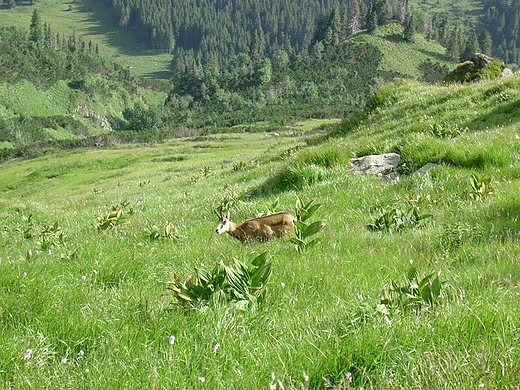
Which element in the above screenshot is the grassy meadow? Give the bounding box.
[1,76,520,389]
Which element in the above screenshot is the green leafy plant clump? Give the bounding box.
[367,197,432,233]
[148,222,178,241]
[13,214,67,251]
[290,196,326,252]
[467,173,494,200]
[95,201,131,231]
[380,263,444,313]
[166,252,272,310]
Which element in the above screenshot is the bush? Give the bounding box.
[380,264,444,313]
[123,103,163,131]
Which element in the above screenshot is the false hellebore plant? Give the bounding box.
[166,252,272,310]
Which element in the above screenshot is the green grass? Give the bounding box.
[1,77,520,388]
[352,23,451,80]
[409,0,483,30]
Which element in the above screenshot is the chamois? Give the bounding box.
[215,209,295,241]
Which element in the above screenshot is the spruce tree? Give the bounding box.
[249,28,265,76]
[327,3,342,46]
[366,4,377,35]
[374,0,392,26]
[478,29,493,56]
[30,10,43,45]
[446,26,463,63]
[403,12,415,42]
[461,32,481,61]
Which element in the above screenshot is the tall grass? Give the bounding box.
[1,77,520,388]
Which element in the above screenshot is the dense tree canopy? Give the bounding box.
[482,0,520,63]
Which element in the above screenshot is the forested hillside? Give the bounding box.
[2,0,519,71]
[165,23,452,128]
[482,0,520,63]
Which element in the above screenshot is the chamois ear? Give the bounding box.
[226,210,230,220]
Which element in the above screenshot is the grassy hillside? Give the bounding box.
[1,74,519,388]
[410,0,483,29]
[350,23,451,80]
[0,0,172,78]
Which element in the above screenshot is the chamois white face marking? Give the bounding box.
[215,211,231,234]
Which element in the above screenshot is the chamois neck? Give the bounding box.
[227,221,239,234]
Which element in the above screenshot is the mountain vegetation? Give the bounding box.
[0,11,453,158]
[0,17,169,157]
[1,0,520,388]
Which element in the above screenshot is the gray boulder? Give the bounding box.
[350,153,400,182]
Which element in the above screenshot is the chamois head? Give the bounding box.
[215,208,231,234]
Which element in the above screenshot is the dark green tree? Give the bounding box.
[366,4,377,35]
[30,10,43,45]
[249,28,266,76]
[44,22,52,49]
[312,12,329,45]
[326,3,342,46]
[118,3,130,29]
[478,29,493,56]
[446,25,464,63]
[461,32,481,61]
[374,0,392,26]
[403,12,415,42]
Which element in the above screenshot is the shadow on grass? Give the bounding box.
[463,98,520,131]
[480,198,520,242]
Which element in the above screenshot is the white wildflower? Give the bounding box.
[22,349,33,360]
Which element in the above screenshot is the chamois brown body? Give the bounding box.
[215,211,295,241]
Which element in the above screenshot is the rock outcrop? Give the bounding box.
[443,53,510,84]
